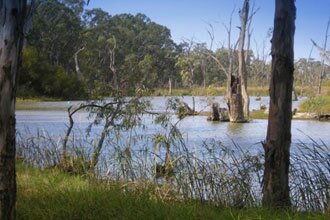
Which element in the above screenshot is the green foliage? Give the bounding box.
[28,0,82,68]
[79,11,178,97]
[19,47,87,100]
[20,1,328,99]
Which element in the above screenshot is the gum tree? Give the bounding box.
[263,0,296,208]
[0,0,27,218]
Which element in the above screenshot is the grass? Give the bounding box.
[17,162,329,220]
[17,97,61,103]
[250,109,269,119]
[299,96,330,115]
[152,86,270,97]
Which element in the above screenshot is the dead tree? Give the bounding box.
[237,0,250,120]
[263,0,296,208]
[311,15,330,95]
[206,2,254,123]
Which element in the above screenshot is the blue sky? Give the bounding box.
[87,0,330,60]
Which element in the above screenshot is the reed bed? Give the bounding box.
[16,118,329,213]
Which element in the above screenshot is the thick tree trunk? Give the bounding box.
[0,1,26,219]
[263,0,296,208]
[238,0,250,120]
[227,75,245,122]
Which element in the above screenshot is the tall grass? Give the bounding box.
[17,163,329,219]
[16,119,330,213]
[299,96,330,115]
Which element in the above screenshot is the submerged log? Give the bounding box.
[318,114,330,121]
[176,98,197,119]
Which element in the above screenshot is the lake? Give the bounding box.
[16,96,330,153]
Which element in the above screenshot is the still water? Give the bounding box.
[16,96,330,151]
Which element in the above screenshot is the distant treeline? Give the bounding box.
[19,0,329,100]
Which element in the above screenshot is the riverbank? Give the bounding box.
[152,84,330,97]
[17,162,329,219]
[16,95,330,121]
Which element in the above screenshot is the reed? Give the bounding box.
[16,119,330,213]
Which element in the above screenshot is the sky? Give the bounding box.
[87,0,330,61]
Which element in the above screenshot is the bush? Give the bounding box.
[19,47,88,100]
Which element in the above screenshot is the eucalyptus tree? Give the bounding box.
[237,0,250,119]
[263,0,296,208]
[0,1,28,218]
[61,0,87,16]
[19,0,87,99]
[311,19,330,95]
[27,0,83,70]
[0,1,92,217]
[205,0,252,122]
[80,11,177,96]
[175,41,197,87]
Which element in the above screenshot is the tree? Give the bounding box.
[205,1,252,122]
[80,11,177,96]
[225,0,250,122]
[263,0,296,208]
[27,0,83,70]
[311,14,330,95]
[0,1,27,218]
[237,0,250,120]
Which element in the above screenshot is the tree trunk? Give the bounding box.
[263,0,296,208]
[0,1,26,219]
[91,118,111,171]
[168,77,172,96]
[74,47,84,80]
[238,0,250,120]
[227,75,245,122]
[225,2,247,123]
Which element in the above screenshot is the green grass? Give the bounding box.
[17,163,329,220]
[17,97,61,103]
[152,86,271,96]
[250,109,269,119]
[299,96,330,115]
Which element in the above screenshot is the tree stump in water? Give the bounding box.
[207,102,229,121]
[177,99,196,119]
[208,103,220,121]
[219,108,229,121]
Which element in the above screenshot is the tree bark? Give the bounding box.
[227,75,245,122]
[263,0,296,208]
[0,1,26,219]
